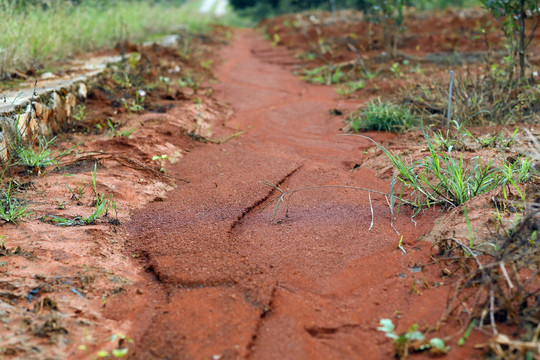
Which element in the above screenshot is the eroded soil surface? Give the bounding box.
[2,11,539,360]
[122,30,489,359]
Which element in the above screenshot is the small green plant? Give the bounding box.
[201,60,213,69]
[377,319,449,359]
[72,104,87,122]
[81,332,133,358]
[106,119,136,138]
[152,154,168,173]
[112,72,132,90]
[390,62,402,77]
[55,198,66,210]
[66,181,88,202]
[15,136,57,168]
[366,0,407,58]
[178,73,203,94]
[43,164,113,226]
[122,90,145,113]
[0,182,30,224]
[458,319,476,346]
[271,33,280,47]
[298,52,316,61]
[428,120,474,152]
[301,65,345,85]
[478,127,519,149]
[336,80,365,96]
[480,0,540,78]
[158,76,171,93]
[348,100,416,133]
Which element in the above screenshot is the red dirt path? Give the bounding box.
[122,30,486,359]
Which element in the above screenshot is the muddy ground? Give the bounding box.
[1,8,540,360]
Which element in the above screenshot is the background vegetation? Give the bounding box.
[0,0,245,76]
[229,0,482,21]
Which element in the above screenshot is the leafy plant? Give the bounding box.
[202,60,213,69]
[66,182,88,202]
[158,76,171,93]
[73,104,87,122]
[480,0,540,78]
[476,127,519,150]
[271,33,281,47]
[366,0,407,58]
[152,154,168,173]
[427,120,474,152]
[301,65,345,85]
[336,80,365,96]
[378,319,449,359]
[390,62,402,77]
[348,100,416,133]
[81,332,133,358]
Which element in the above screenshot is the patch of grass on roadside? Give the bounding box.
[348,100,417,133]
[0,0,247,76]
[364,126,534,210]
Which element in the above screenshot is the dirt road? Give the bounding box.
[123,30,479,359]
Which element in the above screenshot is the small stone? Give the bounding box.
[40,72,55,80]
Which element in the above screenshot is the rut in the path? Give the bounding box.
[125,29,438,360]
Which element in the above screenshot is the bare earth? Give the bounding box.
[6,21,537,358]
[123,30,486,359]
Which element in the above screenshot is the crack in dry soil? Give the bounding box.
[245,282,277,357]
[229,165,303,231]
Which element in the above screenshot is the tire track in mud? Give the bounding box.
[124,29,443,359]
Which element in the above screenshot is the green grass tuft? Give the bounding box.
[360,127,533,210]
[0,182,30,224]
[348,100,416,133]
[15,136,57,168]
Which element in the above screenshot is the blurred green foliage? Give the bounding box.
[230,0,482,21]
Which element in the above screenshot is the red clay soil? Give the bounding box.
[118,30,489,359]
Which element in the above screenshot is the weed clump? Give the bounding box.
[348,100,416,133]
[14,136,57,169]
[366,127,533,210]
[0,182,30,224]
